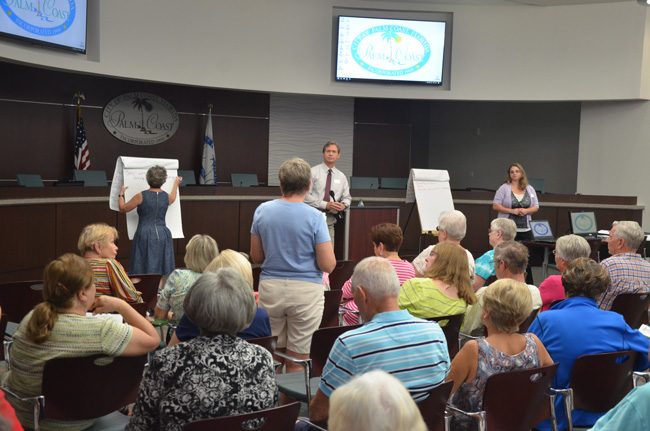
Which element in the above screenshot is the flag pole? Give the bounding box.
[73,92,85,121]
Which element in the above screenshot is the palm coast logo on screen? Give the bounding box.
[0,0,76,36]
[351,25,431,77]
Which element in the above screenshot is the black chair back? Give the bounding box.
[482,363,559,430]
[183,402,301,431]
[570,350,635,412]
[41,354,147,420]
[328,260,357,290]
[427,313,464,359]
[417,381,453,431]
[610,293,650,328]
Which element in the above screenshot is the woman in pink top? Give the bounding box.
[341,223,415,325]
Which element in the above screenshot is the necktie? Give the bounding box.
[323,169,332,201]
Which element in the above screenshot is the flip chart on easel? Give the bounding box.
[109,156,184,239]
[406,169,454,234]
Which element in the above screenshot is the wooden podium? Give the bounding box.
[344,206,400,261]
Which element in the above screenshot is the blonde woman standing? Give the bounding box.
[492,163,539,240]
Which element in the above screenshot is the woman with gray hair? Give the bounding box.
[529,258,650,430]
[538,234,591,311]
[250,157,336,371]
[328,370,427,431]
[119,165,182,276]
[127,269,278,431]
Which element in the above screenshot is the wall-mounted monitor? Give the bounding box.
[335,15,446,86]
[0,0,87,53]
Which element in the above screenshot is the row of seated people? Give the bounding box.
[1,248,648,430]
[1,209,649,429]
[335,211,650,430]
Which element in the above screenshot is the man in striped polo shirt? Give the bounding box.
[309,256,450,423]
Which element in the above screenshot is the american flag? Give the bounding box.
[74,116,91,170]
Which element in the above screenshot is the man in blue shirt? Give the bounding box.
[309,256,450,424]
[529,258,650,430]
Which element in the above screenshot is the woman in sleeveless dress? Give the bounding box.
[492,162,539,241]
[119,165,181,276]
[447,279,553,430]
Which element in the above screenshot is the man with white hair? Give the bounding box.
[538,234,591,311]
[599,220,650,310]
[472,218,517,290]
[309,256,449,424]
[412,210,475,280]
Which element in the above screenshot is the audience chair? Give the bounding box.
[275,325,360,412]
[427,313,465,359]
[4,354,147,429]
[610,292,650,329]
[130,273,162,311]
[518,308,540,333]
[327,260,357,290]
[552,350,636,431]
[447,363,559,431]
[252,266,261,291]
[417,380,453,431]
[247,336,281,372]
[247,336,278,355]
[0,315,8,361]
[0,280,44,324]
[183,402,301,431]
[319,289,343,328]
[337,304,363,326]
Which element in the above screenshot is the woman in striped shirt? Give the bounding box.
[78,223,142,303]
[341,223,415,325]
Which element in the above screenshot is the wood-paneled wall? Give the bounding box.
[0,187,641,282]
[1,61,270,183]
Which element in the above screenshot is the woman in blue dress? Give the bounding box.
[119,165,181,276]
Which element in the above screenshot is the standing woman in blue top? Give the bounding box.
[119,165,182,276]
[250,157,336,372]
[492,163,539,241]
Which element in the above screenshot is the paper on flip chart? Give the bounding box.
[406,169,454,234]
[110,156,184,239]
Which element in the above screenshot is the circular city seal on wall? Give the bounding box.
[0,0,76,37]
[102,92,179,146]
[351,25,431,77]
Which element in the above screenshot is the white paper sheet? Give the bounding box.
[406,168,454,233]
[110,156,184,239]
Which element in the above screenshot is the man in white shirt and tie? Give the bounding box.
[305,141,351,245]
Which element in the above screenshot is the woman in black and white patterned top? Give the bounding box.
[127,269,278,431]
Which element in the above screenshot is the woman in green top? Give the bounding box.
[399,243,476,319]
[4,254,160,431]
